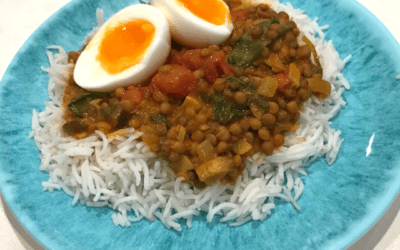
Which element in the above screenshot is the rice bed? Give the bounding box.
[30,0,350,231]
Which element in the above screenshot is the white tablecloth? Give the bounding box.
[0,0,399,249]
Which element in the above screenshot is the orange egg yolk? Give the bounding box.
[176,0,229,26]
[96,19,155,74]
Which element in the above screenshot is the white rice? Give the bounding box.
[30,1,350,231]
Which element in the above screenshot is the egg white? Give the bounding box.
[150,0,233,48]
[74,4,171,92]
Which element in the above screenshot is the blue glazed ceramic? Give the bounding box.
[1,0,400,249]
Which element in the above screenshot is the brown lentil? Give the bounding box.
[286,101,298,113]
[191,131,205,143]
[217,141,229,154]
[234,91,248,105]
[273,134,285,147]
[261,140,275,155]
[249,118,262,130]
[258,128,270,141]
[233,155,242,167]
[261,113,276,128]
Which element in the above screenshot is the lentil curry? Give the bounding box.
[62,1,331,189]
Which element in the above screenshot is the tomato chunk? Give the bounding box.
[168,49,184,65]
[230,9,250,23]
[275,73,290,92]
[150,64,197,98]
[121,86,146,106]
[181,49,232,84]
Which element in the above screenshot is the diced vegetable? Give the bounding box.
[275,73,290,92]
[150,64,197,98]
[176,172,190,182]
[121,87,146,106]
[181,50,232,84]
[182,95,202,112]
[180,155,195,172]
[234,139,253,155]
[195,157,234,185]
[266,54,288,73]
[257,76,279,97]
[196,139,215,162]
[230,9,250,23]
[288,63,301,88]
[302,36,322,69]
[307,78,331,99]
[177,125,186,142]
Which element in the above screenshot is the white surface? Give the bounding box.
[0,0,399,249]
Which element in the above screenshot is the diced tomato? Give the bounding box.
[121,86,146,106]
[230,9,250,23]
[181,49,232,84]
[275,73,290,92]
[168,49,184,65]
[150,64,197,98]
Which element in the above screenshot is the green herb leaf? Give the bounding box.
[67,92,108,117]
[278,24,293,38]
[228,35,265,68]
[227,77,256,93]
[213,94,228,124]
[213,93,251,125]
[257,17,280,33]
[151,114,171,128]
[227,103,251,122]
[252,95,270,110]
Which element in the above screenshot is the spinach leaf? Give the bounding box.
[258,17,280,33]
[228,35,265,68]
[213,93,251,125]
[278,24,293,38]
[151,114,171,128]
[227,103,251,122]
[213,94,228,124]
[252,95,270,110]
[258,17,292,38]
[227,77,256,93]
[67,92,108,117]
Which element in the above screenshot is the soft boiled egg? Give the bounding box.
[74,4,171,92]
[150,0,233,48]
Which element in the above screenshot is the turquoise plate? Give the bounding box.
[1,0,400,249]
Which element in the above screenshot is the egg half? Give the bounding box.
[74,4,171,92]
[150,0,233,48]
